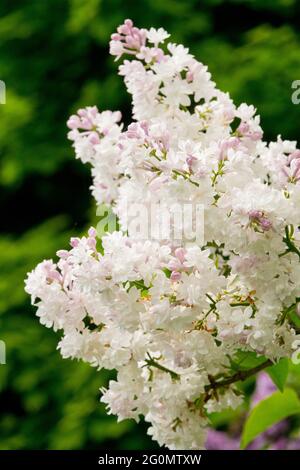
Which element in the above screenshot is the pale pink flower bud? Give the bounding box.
[260,217,272,231]
[288,150,300,164]
[168,260,180,271]
[186,70,194,83]
[237,122,250,134]
[291,158,300,180]
[111,33,122,41]
[249,210,272,231]
[175,247,186,263]
[249,210,262,220]
[56,250,69,259]
[70,237,80,248]
[186,155,197,169]
[140,121,149,134]
[124,19,133,28]
[87,238,97,250]
[126,123,144,140]
[88,227,97,238]
[125,35,138,48]
[88,132,101,145]
[67,115,80,129]
[81,117,93,130]
[229,136,240,147]
[250,130,263,141]
[170,271,181,281]
[219,137,239,160]
[118,24,131,35]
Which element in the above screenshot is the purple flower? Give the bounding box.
[205,429,239,450]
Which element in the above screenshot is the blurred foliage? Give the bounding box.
[0,0,300,450]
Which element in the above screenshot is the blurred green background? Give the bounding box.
[0,0,300,450]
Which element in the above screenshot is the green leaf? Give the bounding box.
[230,350,267,371]
[241,388,300,449]
[288,308,300,328]
[266,358,289,392]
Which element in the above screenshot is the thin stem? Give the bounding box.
[230,302,251,307]
[204,359,272,393]
[144,353,180,381]
[172,169,199,187]
[211,160,225,187]
[280,225,300,260]
[145,351,272,394]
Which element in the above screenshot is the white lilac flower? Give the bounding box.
[25,19,300,450]
[146,27,170,46]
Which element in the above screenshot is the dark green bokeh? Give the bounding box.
[0,0,299,449]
